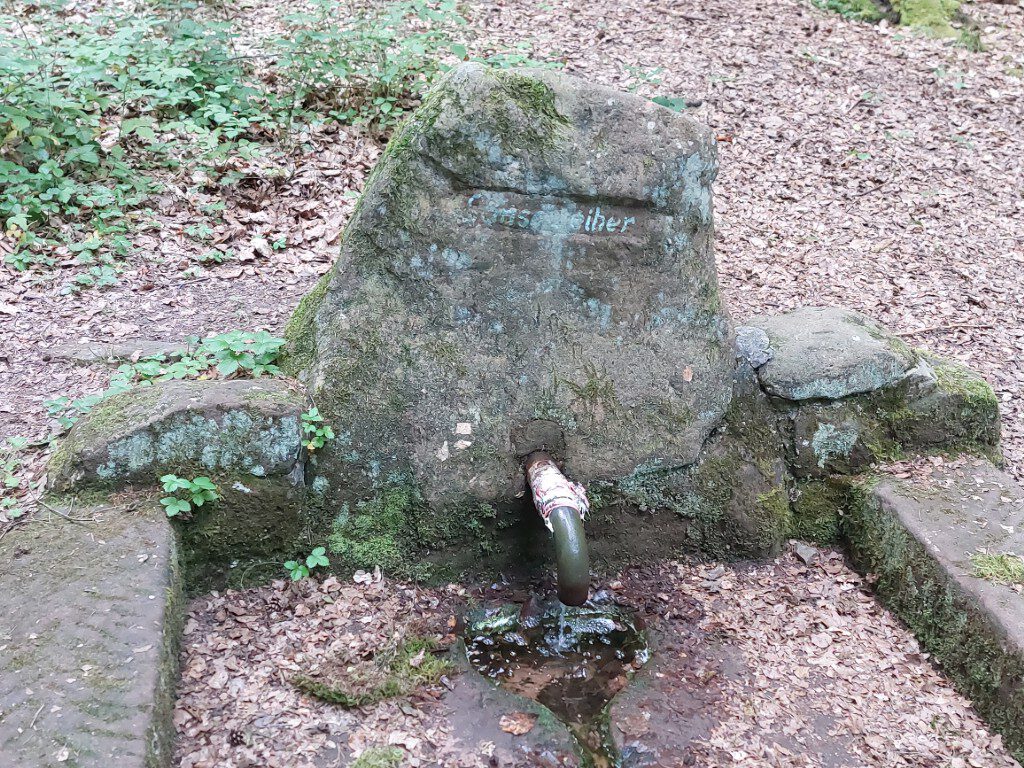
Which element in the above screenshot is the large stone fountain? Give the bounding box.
[7,63,1021,767]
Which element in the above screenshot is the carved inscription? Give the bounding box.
[465,193,637,235]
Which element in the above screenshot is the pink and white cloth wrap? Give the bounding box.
[527,458,589,532]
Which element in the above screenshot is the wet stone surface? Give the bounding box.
[465,599,648,764]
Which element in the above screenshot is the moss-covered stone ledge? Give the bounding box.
[743,308,1001,478]
[844,461,1024,762]
[48,379,307,492]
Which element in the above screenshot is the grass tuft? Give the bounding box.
[351,746,404,768]
[970,553,1024,586]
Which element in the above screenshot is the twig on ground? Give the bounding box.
[38,498,96,524]
[897,323,995,336]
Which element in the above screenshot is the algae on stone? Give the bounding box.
[892,0,960,35]
[790,479,846,545]
[48,379,306,492]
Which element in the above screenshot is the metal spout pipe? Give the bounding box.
[525,452,591,606]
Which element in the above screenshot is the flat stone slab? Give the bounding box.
[42,340,190,366]
[609,627,736,767]
[0,502,181,767]
[845,459,1024,761]
[48,379,306,492]
[750,307,917,401]
[435,652,580,767]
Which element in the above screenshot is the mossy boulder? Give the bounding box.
[750,307,918,402]
[892,0,960,35]
[48,379,306,492]
[782,354,1000,478]
[745,308,1000,477]
[284,62,734,551]
[790,479,847,545]
[580,363,793,561]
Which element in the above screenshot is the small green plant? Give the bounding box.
[301,407,335,451]
[273,0,468,129]
[351,747,404,768]
[284,546,330,580]
[44,330,286,433]
[623,65,664,93]
[159,474,219,518]
[1,437,29,522]
[956,27,984,53]
[195,249,232,265]
[201,330,285,377]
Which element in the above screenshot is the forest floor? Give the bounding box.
[2,0,1023,765]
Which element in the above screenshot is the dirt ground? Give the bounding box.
[2,0,1023,765]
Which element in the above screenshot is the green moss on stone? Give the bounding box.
[892,0,959,34]
[883,355,1001,460]
[282,271,332,377]
[147,531,184,768]
[790,480,844,544]
[178,479,305,594]
[490,70,570,154]
[845,480,1024,761]
[326,482,505,582]
[756,487,793,541]
[934,357,999,411]
[47,386,164,485]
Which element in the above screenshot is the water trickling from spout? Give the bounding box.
[556,602,568,656]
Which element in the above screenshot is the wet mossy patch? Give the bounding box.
[324,481,517,582]
[177,478,305,594]
[790,480,845,545]
[293,635,453,708]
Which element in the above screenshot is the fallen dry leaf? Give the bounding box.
[499,712,538,736]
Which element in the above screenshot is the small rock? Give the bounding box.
[748,307,918,401]
[795,542,819,566]
[735,326,773,368]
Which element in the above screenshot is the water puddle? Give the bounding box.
[465,596,649,765]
